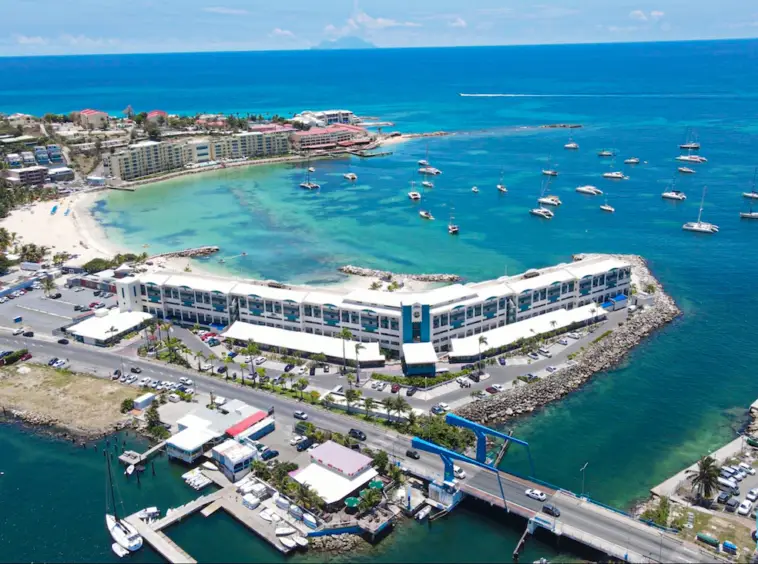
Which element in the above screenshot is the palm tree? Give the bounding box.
[296,377,309,400]
[222,355,233,379]
[685,455,720,502]
[192,322,201,334]
[324,393,335,405]
[354,342,365,385]
[255,367,266,388]
[364,397,376,419]
[393,396,411,423]
[193,350,205,371]
[165,336,182,363]
[478,335,488,374]
[381,397,395,420]
[337,328,353,374]
[294,481,321,511]
[347,374,355,388]
[238,362,248,385]
[207,352,218,369]
[243,339,259,363]
[251,460,270,481]
[41,276,56,297]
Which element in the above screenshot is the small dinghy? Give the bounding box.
[112,543,129,558]
[276,526,296,536]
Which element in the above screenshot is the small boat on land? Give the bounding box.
[294,536,309,548]
[597,150,614,157]
[280,537,297,549]
[530,207,554,219]
[408,191,422,201]
[623,157,640,165]
[112,543,129,558]
[416,506,432,520]
[419,210,434,220]
[260,509,273,522]
[576,185,603,195]
[662,190,687,201]
[276,526,296,536]
[678,167,696,174]
[564,138,579,150]
[683,186,718,233]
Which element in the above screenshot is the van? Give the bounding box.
[538,347,552,358]
[436,367,450,374]
[717,476,739,496]
[722,466,737,477]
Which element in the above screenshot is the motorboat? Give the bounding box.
[294,536,309,548]
[597,150,614,157]
[564,139,579,150]
[678,167,696,174]
[419,210,434,220]
[416,506,432,520]
[408,191,422,201]
[680,128,700,150]
[530,207,554,219]
[112,543,129,558]
[421,180,434,188]
[682,187,718,233]
[623,157,640,165]
[105,455,143,552]
[497,184,508,193]
[135,507,160,521]
[448,213,459,235]
[125,465,135,476]
[280,537,297,549]
[662,190,687,201]
[600,203,615,213]
[260,509,273,522]
[276,526,296,536]
[307,166,315,173]
[537,195,561,206]
[471,186,479,193]
[542,169,558,177]
[576,185,603,195]
[418,159,429,167]
[602,171,627,180]
[418,167,441,175]
[343,172,357,181]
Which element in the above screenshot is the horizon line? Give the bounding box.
[1,36,756,60]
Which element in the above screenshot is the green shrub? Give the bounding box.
[3,349,28,365]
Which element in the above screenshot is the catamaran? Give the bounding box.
[683,186,718,233]
[299,168,320,190]
[418,166,441,176]
[530,207,555,219]
[105,455,143,552]
[536,177,561,206]
[676,150,707,163]
[662,190,687,201]
[576,185,603,195]
[742,168,758,200]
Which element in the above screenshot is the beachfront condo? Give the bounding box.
[290,124,369,150]
[292,109,359,128]
[104,140,189,181]
[112,256,631,364]
[79,108,108,129]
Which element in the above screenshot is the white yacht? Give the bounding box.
[542,169,558,177]
[564,138,579,150]
[418,144,431,167]
[408,191,422,201]
[598,150,614,157]
[422,180,434,188]
[603,171,627,180]
[600,201,615,213]
[678,167,696,174]
[471,186,479,193]
[683,187,718,233]
[530,207,554,219]
[299,181,320,190]
[112,543,129,558]
[343,172,357,181]
[742,168,758,199]
[308,166,315,173]
[105,457,143,552]
[741,198,758,220]
[448,213,459,235]
[419,210,434,220]
[538,194,561,206]
[680,128,700,150]
[497,184,508,193]
[418,167,441,176]
[623,157,640,165]
[576,185,603,195]
[662,190,687,201]
[418,159,429,167]
[676,153,707,163]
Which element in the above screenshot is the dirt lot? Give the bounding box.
[0,364,137,436]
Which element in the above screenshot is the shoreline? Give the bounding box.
[455,253,682,425]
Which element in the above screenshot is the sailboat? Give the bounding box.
[408,180,422,201]
[448,210,459,235]
[496,170,507,193]
[418,143,430,167]
[105,454,143,552]
[542,155,558,176]
[343,164,357,181]
[682,186,719,233]
[602,158,628,180]
[600,193,615,213]
[740,197,758,220]
[300,167,320,190]
[531,178,557,218]
[564,138,579,150]
[679,128,700,150]
[742,168,758,200]
[537,176,561,206]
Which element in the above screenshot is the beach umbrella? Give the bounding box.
[344,497,359,508]
[369,479,384,490]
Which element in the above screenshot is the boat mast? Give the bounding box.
[697,186,706,224]
[752,167,757,195]
[106,454,120,521]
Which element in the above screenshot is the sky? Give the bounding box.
[2,0,757,56]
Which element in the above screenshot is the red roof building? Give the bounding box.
[225,410,267,437]
[147,110,168,123]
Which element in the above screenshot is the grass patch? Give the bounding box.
[592,330,613,344]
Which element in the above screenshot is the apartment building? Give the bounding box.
[6,165,48,186]
[104,140,189,181]
[290,124,368,150]
[79,109,108,129]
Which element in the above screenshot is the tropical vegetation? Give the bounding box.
[685,455,721,503]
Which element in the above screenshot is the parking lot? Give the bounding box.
[0,282,119,336]
[712,456,758,521]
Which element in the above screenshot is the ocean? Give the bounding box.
[2,39,758,561]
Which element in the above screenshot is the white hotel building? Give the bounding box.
[115,256,631,364]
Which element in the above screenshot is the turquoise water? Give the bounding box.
[3,40,758,561]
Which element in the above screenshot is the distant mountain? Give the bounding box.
[312,37,377,50]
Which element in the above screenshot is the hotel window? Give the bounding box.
[304,305,313,316]
[474,305,482,316]
[540,289,547,300]
[342,311,349,322]
[265,302,273,312]
[433,316,440,329]
[350,313,359,324]
[498,298,506,309]
[140,285,146,295]
[466,307,474,318]
[599,274,605,285]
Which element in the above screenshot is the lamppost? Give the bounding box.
[580,462,588,498]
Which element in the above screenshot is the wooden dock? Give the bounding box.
[216,497,293,553]
[118,440,166,466]
[150,489,226,530]
[125,515,197,564]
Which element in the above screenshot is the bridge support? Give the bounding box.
[513,524,531,562]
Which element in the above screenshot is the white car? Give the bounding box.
[746,488,758,502]
[491,384,505,392]
[438,402,450,411]
[370,381,379,389]
[289,435,306,446]
[140,377,150,386]
[525,488,547,502]
[179,377,188,385]
[546,366,558,373]
[558,338,569,345]
[453,465,466,479]
[53,359,67,368]
[307,442,320,452]
[377,382,387,391]
[568,332,581,339]
[738,499,753,516]
[12,327,25,336]
[739,462,756,475]
[254,356,267,365]
[297,366,306,375]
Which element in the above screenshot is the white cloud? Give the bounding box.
[270,28,295,39]
[60,34,120,47]
[203,6,249,16]
[14,34,47,45]
[629,10,648,21]
[650,10,665,20]
[325,9,420,39]
[449,17,467,28]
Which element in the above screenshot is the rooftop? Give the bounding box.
[68,310,152,341]
[80,108,105,115]
[309,440,373,477]
[293,463,377,505]
[212,439,255,464]
[167,426,218,452]
[402,342,438,365]
[225,411,267,437]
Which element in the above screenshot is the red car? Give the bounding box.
[485,386,500,395]
[88,301,100,308]
[20,353,32,361]
[391,383,401,393]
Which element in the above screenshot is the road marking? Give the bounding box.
[16,305,72,320]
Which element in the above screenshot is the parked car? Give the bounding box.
[57,338,69,345]
[498,357,506,366]
[740,462,756,476]
[296,438,314,452]
[12,328,25,336]
[348,428,366,441]
[130,366,142,373]
[468,372,481,383]
[50,292,62,299]
[22,331,34,337]
[527,352,540,360]
[227,351,238,358]
[74,305,84,311]
[20,353,32,361]
[725,498,740,513]
[746,488,758,502]
[289,435,306,446]
[546,366,558,373]
[88,302,100,308]
[323,365,330,373]
[717,492,732,504]
[296,366,306,375]
[542,503,561,517]
[526,373,539,382]
[284,364,294,372]
[140,377,150,386]
[206,338,220,346]
[558,338,569,346]
[491,384,504,393]
[294,410,308,421]
[93,290,102,297]
[568,332,581,339]
[254,356,266,365]
[216,366,227,374]
[307,443,320,452]
[406,449,420,460]
[261,449,279,461]
[406,386,418,397]
[377,381,387,391]
[53,360,67,369]
[48,357,59,366]
[525,488,547,502]
[738,499,753,516]
[486,386,500,394]
[391,383,401,393]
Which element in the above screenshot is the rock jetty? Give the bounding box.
[148,246,220,260]
[309,532,368,552]
[339,265,461,283]
[456,253,680,426]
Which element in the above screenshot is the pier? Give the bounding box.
[118,440,166,466]
[125,516,197,564]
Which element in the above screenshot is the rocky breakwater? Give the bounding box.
[149,246,220,260]
[339,265,462,283]
[309,532,368,552]
[456,253,681,426]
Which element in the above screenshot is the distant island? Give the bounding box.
[312,36,377,50]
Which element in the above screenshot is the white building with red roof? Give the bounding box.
[146,110,168,124]
[290,124,369,150]
[79,108,108,129]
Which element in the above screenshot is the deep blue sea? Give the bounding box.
[2,40,758,562]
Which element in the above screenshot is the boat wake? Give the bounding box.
[458,92,755,99]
